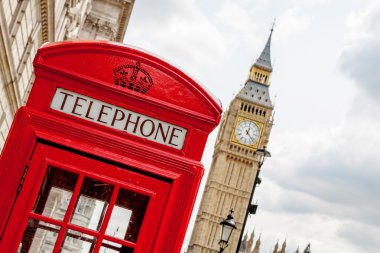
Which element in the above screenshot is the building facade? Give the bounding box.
[239,234,311,253]
[187,29,275,253]
[238,231,261,253]
[0,0,135,150]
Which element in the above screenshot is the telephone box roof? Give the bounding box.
[34,41,222,125]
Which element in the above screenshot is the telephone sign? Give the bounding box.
[51,88,187,149]
[0,41,222,253]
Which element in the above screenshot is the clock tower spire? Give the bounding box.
[187,27,275,253]
[250,24,274,81]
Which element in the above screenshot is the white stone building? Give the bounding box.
[0,0,135,150]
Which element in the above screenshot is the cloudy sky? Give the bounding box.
[125,0,380,252]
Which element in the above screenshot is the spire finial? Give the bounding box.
[271,18,276,33]
[252,22,274,72]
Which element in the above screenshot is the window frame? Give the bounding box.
[4,143,171,253]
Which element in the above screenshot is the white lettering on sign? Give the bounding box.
[50,88,187,150]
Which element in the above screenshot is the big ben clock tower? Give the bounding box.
[188,27,275,253]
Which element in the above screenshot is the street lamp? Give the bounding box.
[235,146,271,253]
[219,209,237,252]
[256,146,271,169]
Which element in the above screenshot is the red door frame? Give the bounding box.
[2,143,170,252]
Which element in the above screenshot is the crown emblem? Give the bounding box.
[113,62,154,94]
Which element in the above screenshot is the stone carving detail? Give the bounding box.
[82,14,117,40]
[66,0,92,40]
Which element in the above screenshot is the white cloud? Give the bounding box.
[250,208,360,253]
[338,220,380,252]
[214,0,256,40]
[252,171,380,253]
[292,0,329,5]
[343,2,380,45]
[275,8,311,42]
[340,2,380,102]
[126,0,228,76]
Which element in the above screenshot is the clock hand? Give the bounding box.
[247,131,256,142]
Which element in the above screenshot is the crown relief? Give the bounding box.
[113,62,154,94]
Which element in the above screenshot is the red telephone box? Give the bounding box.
[0,41,221,252]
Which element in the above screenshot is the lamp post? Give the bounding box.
[235,146,271,253]
[219,209,237,252]
[255,146,271,168]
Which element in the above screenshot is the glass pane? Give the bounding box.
[33,167,78,221]
[100,240,133,253]
[61,229,96,253]
[105,188,149,242]
[70,177,114,231]
[19,219,60,253]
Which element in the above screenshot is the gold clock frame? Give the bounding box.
[231,116,263,149]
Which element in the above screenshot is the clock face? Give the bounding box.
[235,121,260,145]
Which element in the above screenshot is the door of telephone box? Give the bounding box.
[1,144,170,253]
